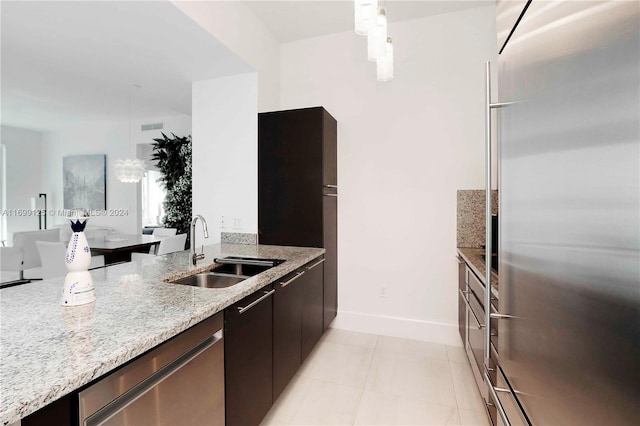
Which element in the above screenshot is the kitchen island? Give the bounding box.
[0,243,324,425]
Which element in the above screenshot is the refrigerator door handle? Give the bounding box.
[490,312,516,320]
[490,101,518,109]
[484,62,517,366]
[484,61,494,366]
[323,184,338,189]
[324,193,338,197]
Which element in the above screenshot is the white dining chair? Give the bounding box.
[13,229,60,279]
[35,241,67,279]
[131,234,187,261]
[152,228,178,237]
[0,247,25,283]
[36,241,106,279]
[148,228,178,253]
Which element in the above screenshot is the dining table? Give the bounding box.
[88,234,163,265]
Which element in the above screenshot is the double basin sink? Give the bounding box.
[171,256,284,289]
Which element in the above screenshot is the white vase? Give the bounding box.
[62,217,96,306]
[65,231,92,271]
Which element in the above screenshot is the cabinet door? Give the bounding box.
[258,108,324,247]
[225,285,274,426]
[273,270,304,401]
[322,108,338,187]
[301,258,325,362]
[322,191,337,330]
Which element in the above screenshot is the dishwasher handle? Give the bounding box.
[85,329,223,426]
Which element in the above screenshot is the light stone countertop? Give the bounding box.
[0,243,324,425]
[457,247,499,299]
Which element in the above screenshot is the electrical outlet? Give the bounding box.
[379,287,388,298]
[233,218,242,230]
[220,216,225,230]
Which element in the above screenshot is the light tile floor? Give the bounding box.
[261,329,490,426]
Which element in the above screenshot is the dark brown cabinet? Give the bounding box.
[300,258,325,362]
[224,285,274,426]
[258,107,338,331]
[273,270,303,401]
[322,193,337,330]
[273,256,325,401]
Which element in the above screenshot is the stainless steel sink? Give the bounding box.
[171,273,245,289]
[211,263,271,277]
[169,257,284,289]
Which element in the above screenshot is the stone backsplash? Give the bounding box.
[457,190,498,248]
[221,232,258,245]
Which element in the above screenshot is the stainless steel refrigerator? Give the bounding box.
[494,1,639,424]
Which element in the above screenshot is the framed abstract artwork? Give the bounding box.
[63,154,106,210]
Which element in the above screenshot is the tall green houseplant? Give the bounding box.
[151,133,192,240]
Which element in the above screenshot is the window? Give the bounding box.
[141,170,166,226]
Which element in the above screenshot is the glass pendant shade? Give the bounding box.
[115,158,146,183]
[354,0,378,35]
[377,37,394,82]
[367,8,387,61]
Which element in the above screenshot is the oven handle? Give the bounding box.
[458,289,485,329]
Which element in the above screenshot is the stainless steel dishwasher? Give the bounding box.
[79,313,224,426]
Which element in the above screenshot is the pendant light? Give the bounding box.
[355,1,394,82]
[114,159,146,183]
[377,37,394,82]
[367,8,387,62]
[354,0,378,35]
[115,87,146,183]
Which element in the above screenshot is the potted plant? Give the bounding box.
[151,133,192,244]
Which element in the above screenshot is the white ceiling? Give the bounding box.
[2,1,492,133]
[244,0,492,42]
[1,1,251,132]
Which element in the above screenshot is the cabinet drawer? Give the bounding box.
[467,266,485,302]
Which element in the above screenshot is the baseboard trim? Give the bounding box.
[331,310,462,347]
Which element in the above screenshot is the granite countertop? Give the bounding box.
[457,247,499,299]
[0,243,324,425]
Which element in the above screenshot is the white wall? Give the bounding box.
[40,121,137,233]
[40,114,192,235]
[192,73,258,244]
[171,1,280,112]
[279,6,498,345]
[132,114,192,145]
[0,126,44,242]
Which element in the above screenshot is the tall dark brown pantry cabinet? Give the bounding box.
[258,107,338,330]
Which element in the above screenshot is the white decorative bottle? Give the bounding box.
[61,211,96,306]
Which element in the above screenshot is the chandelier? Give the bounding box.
[114,159,146,183]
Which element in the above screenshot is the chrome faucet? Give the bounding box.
[191,215,209,265]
